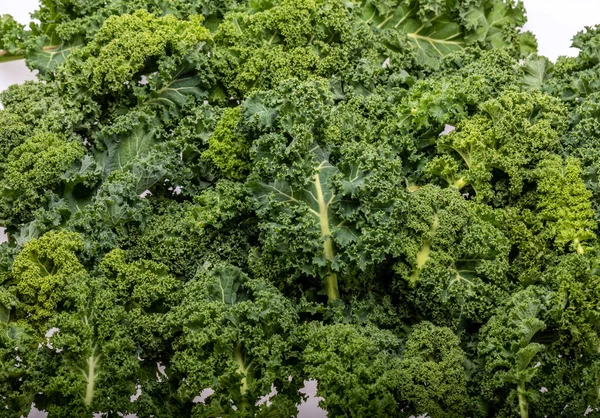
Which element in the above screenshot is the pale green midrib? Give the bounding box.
[154,76,195,95]
[259,161,339,300]
[517,382,529,418]
[218,279,226,303]
[234,344,249,394]
[454,178,467,190]
[313,172,334,259]
[450,269,475,288]
[409,213,439,285]
[84,346,100,406]
[234,344,251,411]
[373,6,416,30]
[406,32,464,46]
[312,170,339,302]
[574,238,584,255]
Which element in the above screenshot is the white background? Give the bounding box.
[1,0,600,417]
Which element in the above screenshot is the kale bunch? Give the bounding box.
[1,1,600,417]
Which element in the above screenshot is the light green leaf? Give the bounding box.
[27,38,83,75]
[251,144,343,235]
[359,0,527,67]
[250,143,356,301]
[244,97,278,129]
[102,123,156,176]
[22,1,84,73]
[515,343,544,372]
[146,62,209,115]
[206,264,250,306]
[522,55,553,91]
[0,305,9,324]
[147,75,205,107]
[463,2,524,48]
[2,324,26,342]
[404,17,464,68]
[359,3,463,66]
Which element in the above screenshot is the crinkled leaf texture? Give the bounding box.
[3,1,600,417]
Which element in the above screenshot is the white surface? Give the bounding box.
[0,0,38,93]
[522,0,600,61]
[1,0,38,25]
[0,59,37,93]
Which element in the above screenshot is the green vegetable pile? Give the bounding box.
[1,0,600,416]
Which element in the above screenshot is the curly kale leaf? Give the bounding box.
[0,81,85,136]
[479,286,551,418]
[57,11,213,115]
[298,321,402,417]
[562,93,600,221]
[250,141,348,302]
[170,263,300,416]
[8,237,180,416]
[31,275,140,417]
[399,48,522,135]
[99,249,181,357]
[12,230,86,331]
[394,322,469,417]
[541,25,600,102]
[202,107,252,180]
[0,319,37,416]
[392,185,511,325]
[213,0,378,99]
[534,156,597,254]
[126,181,255,280]
[1,0,243,75]
[357,0,534,68]
[0,15,26,61]
[0,132,84,226]
[247,80,406,301]
[427,90,568,203]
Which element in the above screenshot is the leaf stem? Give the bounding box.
[313,171,339,301]
[518,382,528,418]
[0,50,25,63]
[234,343,251,410]
[574,238,584,255]
[326,268,339,303]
